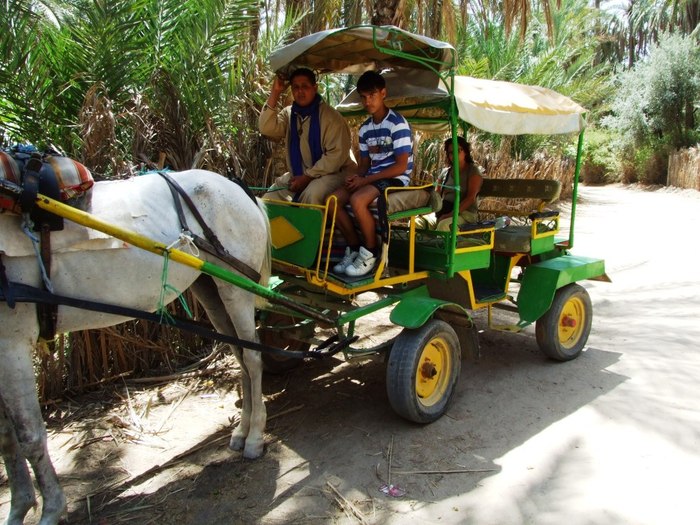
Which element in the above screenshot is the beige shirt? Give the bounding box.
[259,101,356,178]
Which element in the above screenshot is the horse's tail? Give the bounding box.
[255,197,272,309]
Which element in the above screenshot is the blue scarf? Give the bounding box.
[289,94,323,177]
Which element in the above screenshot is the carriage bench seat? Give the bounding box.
[383,184,435,219]
[478,178,562,255]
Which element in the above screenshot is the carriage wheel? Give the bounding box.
[258,313,309,374]
[535,283,592,361]
[386,319,461,423]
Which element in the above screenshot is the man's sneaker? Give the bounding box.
[345,246,377,277]
[333,247,358,274]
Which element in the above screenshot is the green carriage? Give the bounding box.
[260,25,609,423]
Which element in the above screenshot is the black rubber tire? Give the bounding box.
[258,313,309,374]
[386,319,461,423]
[535,283,593,361]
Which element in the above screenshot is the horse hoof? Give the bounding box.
[243,446,264,459]
[229,435,245,452]
[242,441,264,459]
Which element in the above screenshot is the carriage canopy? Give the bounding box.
[270,24,586,136]
[337,71,587,135]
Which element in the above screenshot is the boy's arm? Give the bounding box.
[355,156,371,176]
[361,152,409,182]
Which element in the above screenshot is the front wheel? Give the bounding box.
[535,283,592,361]
[386,319,461,423]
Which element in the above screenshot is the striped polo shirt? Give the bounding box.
[358,109,413,186]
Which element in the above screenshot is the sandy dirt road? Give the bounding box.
[2,184,699,525]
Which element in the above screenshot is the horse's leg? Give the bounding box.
[236,346,265,459]
[229,349,253,453]
[0,312,65,525]
[189,277,264,458]
[219,283,265,459]
[0,398,37,525]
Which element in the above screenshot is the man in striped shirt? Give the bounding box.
[330,71,414,277]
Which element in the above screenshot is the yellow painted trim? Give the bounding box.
[35,195,205,270]
[269,215,304,249]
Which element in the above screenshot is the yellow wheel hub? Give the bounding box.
[558,296,586,349]
[415,336,452,406]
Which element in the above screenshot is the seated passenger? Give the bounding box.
[259,68,356,205]
[329,71,414,277]
[427,136,483,231]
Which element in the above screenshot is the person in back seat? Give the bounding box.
[329,71,414,277]
[431,136,483,231]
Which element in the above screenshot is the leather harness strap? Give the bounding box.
[0,256,14,308]
[37,223,57,339]
[0,281,356,359]
[157,171,261,283]
[22,156,59,340]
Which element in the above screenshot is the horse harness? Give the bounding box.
[1,168,359,359]
[0,164,261,341]
[156,171,261,283]
[1,155,65,340]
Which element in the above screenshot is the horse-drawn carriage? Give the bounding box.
[258,25,608,422]
[0,25,607,525]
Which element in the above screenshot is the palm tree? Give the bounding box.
[370,0,561,40]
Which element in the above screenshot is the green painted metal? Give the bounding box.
[530,234,556,255]
[388,206,433,221]
[267,203,324,267]
[471,253,510,297]
[337,294,401,325]
[388,228,492,274]
[517,254,606,322]
[446,72,459,277]
[569,130,585,249]
[390,293,467,329]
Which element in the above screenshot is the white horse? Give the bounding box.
[0,169,271,525]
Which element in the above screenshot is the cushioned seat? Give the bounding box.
[493,225,533,253]
[385,187,431,215]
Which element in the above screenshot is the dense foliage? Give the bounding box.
[602,32,700,183]
[1,0,699,183]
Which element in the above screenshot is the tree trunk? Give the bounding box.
[371,0,405,28]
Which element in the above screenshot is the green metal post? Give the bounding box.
[447,70,459,277]
[569,129,585,250]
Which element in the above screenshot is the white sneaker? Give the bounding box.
[345,246,377,277]
[333,247,358,274]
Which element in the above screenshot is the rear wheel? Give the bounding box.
[386,319,461,423]
[535,283,592,361]
[258,313,309,374]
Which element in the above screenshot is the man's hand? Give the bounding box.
[289,174,312,193]
[268,75,288,106]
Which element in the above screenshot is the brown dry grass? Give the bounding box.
[37,292,212,403]
[471,140,575,215]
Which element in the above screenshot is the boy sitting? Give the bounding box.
[329,71,414,277]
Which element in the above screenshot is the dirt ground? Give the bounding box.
[2,184,700,525]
